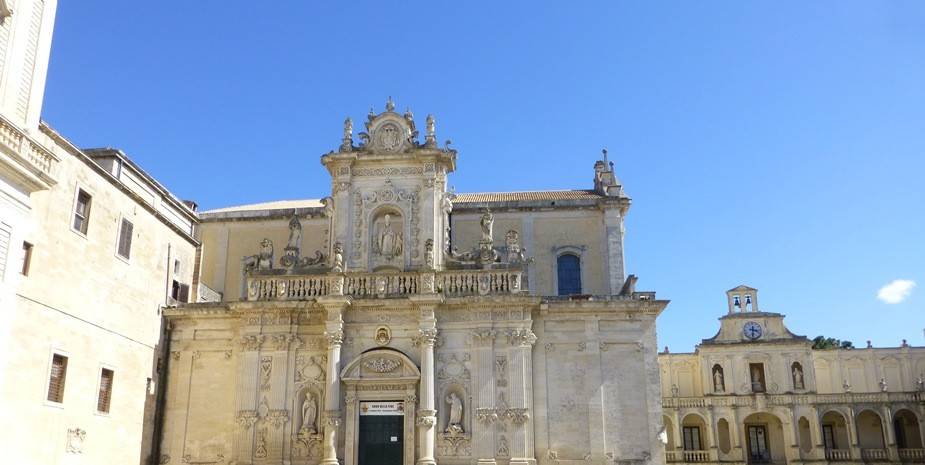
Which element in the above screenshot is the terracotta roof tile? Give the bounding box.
[454,190,602,203]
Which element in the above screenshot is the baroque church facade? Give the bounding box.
[158,100,668,465]
[659,286,925,465]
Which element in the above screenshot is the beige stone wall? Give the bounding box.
[0,130,198,464]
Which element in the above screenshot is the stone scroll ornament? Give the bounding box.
[280,215,327,268]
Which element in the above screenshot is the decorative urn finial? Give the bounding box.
[340,117,353,152]
[385,96,395,112]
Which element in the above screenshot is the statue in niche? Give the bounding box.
[287,216,302,250]
[301,393,317,433]
[713,367,725,392]
[480,210,494,243]
[445,392,464,434]
[243,239,274,271]
[792,365,804,389]
[375,214,403,259]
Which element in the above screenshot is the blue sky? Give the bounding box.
[43,2,924,351]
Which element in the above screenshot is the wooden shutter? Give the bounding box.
[97,368,114,413]
[117,219,133,259]
[47,354,68,403]
[177,283,190,303]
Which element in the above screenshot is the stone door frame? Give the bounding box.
[341,349,420,465]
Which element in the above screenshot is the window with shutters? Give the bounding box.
[683,426,703,450]
[556,253,582,296]
[47,353,68,403]
[72,189,92,235]
[116,218,133,259]
[97,368,114,413]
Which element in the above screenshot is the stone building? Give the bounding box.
[0,2,202,464]
[659,286,925,465]
[158,100,668,465]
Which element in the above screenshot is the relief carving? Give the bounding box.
[243,239,274,272]
[363,357,401,373]
[260,356,272,390]
[66,428,86,454]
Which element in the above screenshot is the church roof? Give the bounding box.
[454,190,603,203]
[202,199,325,214]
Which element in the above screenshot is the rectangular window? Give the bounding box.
[683,426,702,450]
[116,219,133,259]
[21,242,33,275]
[171,280,190,303]
[97,368,114,413]
[72,189,92,234]
[822,425,837,450]
[47,353,68,403]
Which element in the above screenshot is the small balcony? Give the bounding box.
[899,449,925,462]
[860,448,889,461]
[0,115,58,191]
[824,449,851,461]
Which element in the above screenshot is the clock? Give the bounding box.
[743,321,762,340]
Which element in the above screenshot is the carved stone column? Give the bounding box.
[318,296,349,465]
[473,329,498,465]
[507,328,537,465]
[412,295,442,465]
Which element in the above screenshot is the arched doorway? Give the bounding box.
[894,409,923,453]
[742,412,786,464]
[820,410,851,460]
[341,349,421,465]
[663,415,679,462]
[857,410,887,461]
[681,413,710,462]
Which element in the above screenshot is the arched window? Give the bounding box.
[557,254,581,296]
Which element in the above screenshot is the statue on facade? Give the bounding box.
[332,243,344,272]
[505,230,526,264]
[340,118,353,152]
[792,365,804,389]
[243,239,274,271]
[445,392,464,434]
[425,114,437,147]
[301,393,317,433]
[916,375,924,392]
[286,216,302,250]
[879,377,888,392]
[441,191,455,215]
[376,214,403,259]
[480,210,494,243]
[713,368,725,392]
[424,239,435,269]
[321,196,334,218]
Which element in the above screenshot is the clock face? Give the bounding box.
[743,321,762,340]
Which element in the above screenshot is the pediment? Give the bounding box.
[341,349,420,382]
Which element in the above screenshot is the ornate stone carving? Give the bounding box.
[476,408,500,424]
[471,329,496,345]
[495,356,508,387]
[417,409,437,428]
[268,409,290,428]
[325,330,344,347]
[440,431,472,456]
[374,326,391,346]
[507,329,537,347]
[66,428,86,454]
[363,357,401,373]
[260,356,272,390]
[340,117,353,152]
[243,238,273,271]
[413,328,438,347]
[503,408,531,425]
[373,213,403,260]
[437,353,471,381]
[272,334,301,351]
[171,351,181,360]
[331,242,344,272]
[424,239,434,269]
[254,429,268,458]
[239,335,265,351]
[498,434,510,457]
[235,410,258,429]
[425,114,437,148]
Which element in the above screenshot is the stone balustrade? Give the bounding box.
[662,391,923,409]
[245,268,524,301]
[861,449,889,461]
[0,115,57,185]
[825,449,851,461]
[898,449,925,461]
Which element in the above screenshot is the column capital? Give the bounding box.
[413,328,439,347]
[324,330,344,347]
[507,328,537,347]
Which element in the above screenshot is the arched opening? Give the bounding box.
[556,253,581,295]
[712,364,726,393]
[663,415,678,461]
[821,410,851,459]
[894,409,923,450]
[681,413,709,461]
[857,410,887,460]
[742,412,786,464]
[798,417,812,454]
[717,418,732,454]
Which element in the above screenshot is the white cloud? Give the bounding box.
[877,279,916,304]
